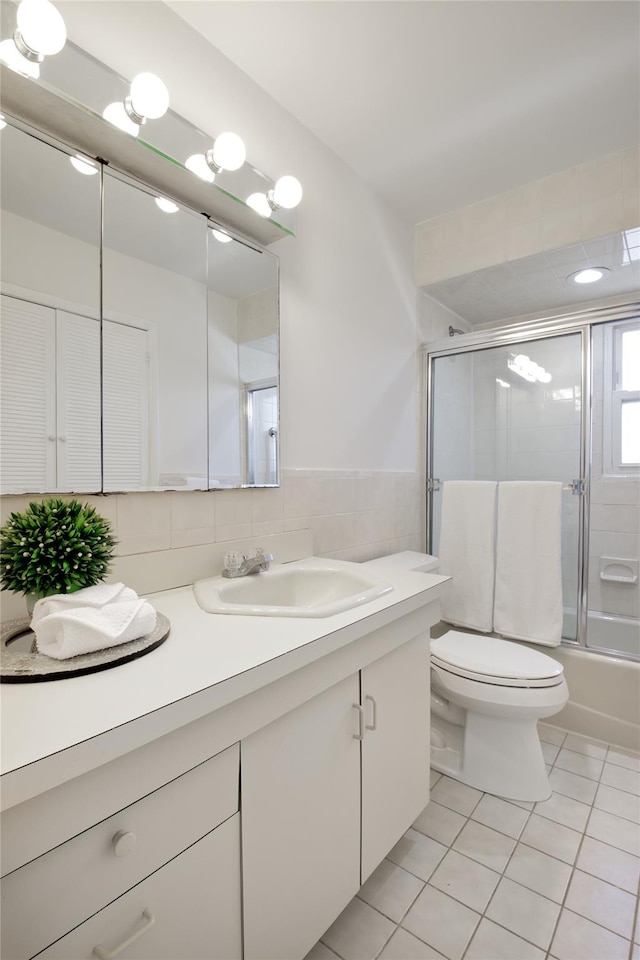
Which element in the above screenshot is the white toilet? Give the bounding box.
[363,552,569,802]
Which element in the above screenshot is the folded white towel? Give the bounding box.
[34,599,157,660]
[31,583,138,625]
[494,481,563,646]
[438,480,497,633]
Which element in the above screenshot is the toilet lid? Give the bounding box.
[431,631,564,685]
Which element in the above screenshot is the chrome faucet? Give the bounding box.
[222,547,273,578]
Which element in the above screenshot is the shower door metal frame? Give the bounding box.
[423,299,640,654]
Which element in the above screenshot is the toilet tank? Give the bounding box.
[363,552,440,574]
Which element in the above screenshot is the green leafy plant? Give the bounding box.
[0,498,117,598]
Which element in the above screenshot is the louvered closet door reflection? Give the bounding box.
[0,296,57,492]
[56,311,101,491]
[102,320,151,491]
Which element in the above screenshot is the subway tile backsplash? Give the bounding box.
[0,470,424,620]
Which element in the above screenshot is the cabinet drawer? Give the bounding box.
[1,745,238,960]
[38,815,242,960]
[2,713,238,876]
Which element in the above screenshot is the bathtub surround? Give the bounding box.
[0,470,423,621]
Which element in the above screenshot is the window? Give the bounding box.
[603,320,640,474]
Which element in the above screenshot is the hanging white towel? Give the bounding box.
[494,481,563,646]
[438,480,497,632]
[31,583,138,625]
[34,599,157,660]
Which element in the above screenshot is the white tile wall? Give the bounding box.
[416,147,640,287]
[0,469,424,620]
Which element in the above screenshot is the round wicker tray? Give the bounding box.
[1,612,170,682]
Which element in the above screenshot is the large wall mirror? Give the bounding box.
[0,122,101,494]
[0,120,280,494]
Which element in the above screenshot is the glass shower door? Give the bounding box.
[428,331,584,641]
[588,319,640,657]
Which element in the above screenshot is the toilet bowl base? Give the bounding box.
[431,712,552,802]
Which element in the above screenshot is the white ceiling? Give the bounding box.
[424,229,640,325]
[169,0,640,225]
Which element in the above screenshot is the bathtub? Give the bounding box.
[432,619,640,753]
[563,608,640,658]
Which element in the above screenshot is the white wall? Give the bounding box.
[59,1,419,474]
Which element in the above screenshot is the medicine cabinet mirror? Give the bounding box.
[0,120,280,494]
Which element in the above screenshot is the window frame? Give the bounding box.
[603,319,640,475]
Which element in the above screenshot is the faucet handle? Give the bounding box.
[223,551,243,573]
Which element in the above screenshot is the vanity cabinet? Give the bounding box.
[0,742,242,960]
[241,634,431,960]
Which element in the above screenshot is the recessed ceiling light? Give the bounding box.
[568,267,610,284]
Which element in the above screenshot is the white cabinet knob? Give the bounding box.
[112,830,136,857]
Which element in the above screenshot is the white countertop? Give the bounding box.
[1,561,447,809]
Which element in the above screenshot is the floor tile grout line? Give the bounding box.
[314,727,639,960]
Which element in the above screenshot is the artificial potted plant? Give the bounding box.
[0,498,116,611]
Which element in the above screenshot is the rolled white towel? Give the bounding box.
[34,599,157,661]
[31,583,138,625]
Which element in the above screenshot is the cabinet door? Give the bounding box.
[56,311,101,491]
[102,319,152,491]
[0,295,56,492]
[361,635,431,881]
[38,815,242,960]
[242,674,361,960]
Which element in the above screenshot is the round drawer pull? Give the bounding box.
[112,830,136,857]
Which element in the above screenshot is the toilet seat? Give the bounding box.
[431,631,565,689]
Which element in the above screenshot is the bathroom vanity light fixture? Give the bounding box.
[568,267,610,284]
[124,72,169,125]
[205,132,246,173]
[247,175,303,218]
[69,154,98,176]
[185,133,246,184]
[155,196,179,213]
[0,0,66,78]
[14,0,66,61]
[103,72,169,137]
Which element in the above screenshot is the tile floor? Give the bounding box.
[306,725,640,960]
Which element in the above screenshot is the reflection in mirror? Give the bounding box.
[207,228,279,487]
[102,171,209,491]
[0,121,101,494]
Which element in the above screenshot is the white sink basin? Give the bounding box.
[193,559,393,618]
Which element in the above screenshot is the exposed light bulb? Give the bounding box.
[569,267,610,284]
[125,72,169,124]
[15,0,66,60]
[211,228,232,243]
[70,154,98,176]
[155,196,179,213]
[103,101,140,137]
[269,175,303,210]
[206,131,246,173]
[246,192,272,218]
[185,153,215,183]
[0,37,40,77]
